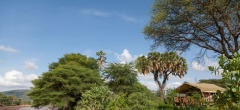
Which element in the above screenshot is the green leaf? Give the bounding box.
[232,88,237,92]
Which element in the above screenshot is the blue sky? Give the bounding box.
[0,0,221,91]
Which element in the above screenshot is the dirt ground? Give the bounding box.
[0,105,31,110]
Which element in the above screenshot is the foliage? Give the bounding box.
[198,79,226,88]
[28,53,103,110]
[102,63,138,95]
[211,53,240,110]
[106,93,129,110]
[0,93,21,106]
[2,89,30,101]
[189,91,202,106]
[135,52,187,99]
[126,92,159,110]
[48,53,98,71]
[158,102,175,110]
[76,86,112,110]
[106,90,159,110]
[144,0,240,59]
[165,88,177,105]
[99,61,160,110]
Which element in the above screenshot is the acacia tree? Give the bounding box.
[144,0,240,59]
[135,52,188,100]
[28,53,103,110]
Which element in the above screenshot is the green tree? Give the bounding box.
[0,93,6,106]
[199,79,226,88]
[126,92,159,110]
[135,52,188,100]
[107,93,129,110]
[102,63,138,95]
[7,95,21,106]
[0,93,21,106]
[165,88,177,105]
[210,53,240,110]
[28,53,103,110]
[48,53,98,71]
[77,86,112,110]
[144,0,240,59]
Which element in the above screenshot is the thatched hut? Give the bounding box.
[174,82,226,105]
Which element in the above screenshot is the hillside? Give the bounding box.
[1,89,30,101]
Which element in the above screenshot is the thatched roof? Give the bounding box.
[176,82,226,93]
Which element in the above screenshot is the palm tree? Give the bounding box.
[96,51,106,69]
[135,52,188,100]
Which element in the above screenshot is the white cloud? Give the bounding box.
[192,61,207,71]
[114,49,137,64]
[80,9,139,23]
[80,8,110,17]
[138,74,157,90]
[176,51,183,55]
[0,45,18,53]
[192,57,219,71]
[120,15,138,23]
[0,70,38,91]
[82,49,94,57]
[166,82,182,89]
[24,61,38,70]
[205,57,219,68]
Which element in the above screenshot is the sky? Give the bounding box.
[0,0,221,91]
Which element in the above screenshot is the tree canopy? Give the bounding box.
[211,53,240,109]
[28,53,103,110]
[144,0,240,59]
[102,63,139,95]
[135,52,188,99]
[77,62,159,110]
[0,93,21,106]
[48,53,98,70]
[77,86,112,110]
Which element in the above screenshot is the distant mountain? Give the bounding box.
[1,89,30,101]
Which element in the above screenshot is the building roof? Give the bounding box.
[176,82,226,93]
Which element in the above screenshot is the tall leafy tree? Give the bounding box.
[102,63,138,95]
[28,53,103,110]
[135,52,188,100]
[144,0,240,59]
[48,53,98,71]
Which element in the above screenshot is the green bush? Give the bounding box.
[210,53,240,110]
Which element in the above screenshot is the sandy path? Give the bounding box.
[0,105,48,110]
[18,106,48,110]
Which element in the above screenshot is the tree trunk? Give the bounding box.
[154,73,168,102]
[155,80,165,101]
[159,82,166,101]
[153,72,168,101]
